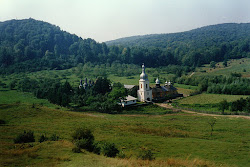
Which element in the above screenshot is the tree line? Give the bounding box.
[14,77,128,113]
[176,73,250,95]
[219,97,250,113]
[0,19,249,74]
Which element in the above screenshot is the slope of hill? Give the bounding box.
[0,18,108,73]
[1,20,249,74]
[106,23,250,67]
[106,23,250,49]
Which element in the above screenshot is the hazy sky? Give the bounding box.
[0,0,249,42]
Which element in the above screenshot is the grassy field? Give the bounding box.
[194,58,250,78]
[0,89,62,109]
[175,93,249,113]
[177,94,249,105]
[0,58,249,166]
[0,102,250,167]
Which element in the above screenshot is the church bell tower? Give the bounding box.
[137,64,152,102]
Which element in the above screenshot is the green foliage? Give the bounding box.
[1,103,250,166]
[39,134,48,143]
[0,119,6,125]
[231,97,250,113]
[208,119,217,136]
[102,142,119,158]
[9,80,16,90]
[75,138,93,151]
[0,19,108,74]
[72,128,94,141]
[177,75,250,95]
[50,133,59,141]
[72,146,82,153]
[92,77,111,95]
[1,20,250,75]
[223,60,228,67]
[137,149,155,160]
[109,82,127,101]
[92,142,101,155]
[218,99,229,114]
[14,130,35,143]
[72,128,95,152]
[210,61,216,68]
[230,72,242,78]
[108,23,250,67]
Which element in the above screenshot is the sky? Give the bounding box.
[0,0,249,42]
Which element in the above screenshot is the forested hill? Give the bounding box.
[106,23,250,49]
[0,18,109,73]
[106,23,250,67]
[0,19,249,74]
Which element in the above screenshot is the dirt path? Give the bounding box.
[189,72,195,77]
[156,103,250,120]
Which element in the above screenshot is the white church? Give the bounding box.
[137,64,152,102]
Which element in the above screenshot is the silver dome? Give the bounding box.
[140,64,148,80]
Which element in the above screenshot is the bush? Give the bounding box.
[92,142,101,155]
[39,134,48,143]
[137,149,155,160]
[14,130,35,143]
[117,150,126,158]
[72,146,82,153]
[0,119,6,125]
[50,133,59,141]
[72,128,94,141]
[75,138,94,151]
[103,142,119,157]
[72,128,95,152]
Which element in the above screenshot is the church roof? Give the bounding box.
[124,85,136,89]
[152,85,177,93]
[123,95,137,102]
[140,64,148,80]
[155,78,160,84]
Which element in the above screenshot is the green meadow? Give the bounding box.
[177,94,249,105]
[0,58,250,166]
[1,102,250,167]
[175,93,249,113]
[194,58,250,78]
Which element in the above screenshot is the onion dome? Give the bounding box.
[165,80,168,85]
[140,64,148,80]
[155,78,160,85]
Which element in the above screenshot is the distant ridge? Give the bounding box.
[106,23,250,48]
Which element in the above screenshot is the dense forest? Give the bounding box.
[107,23,250,66]
[0,19,249,74]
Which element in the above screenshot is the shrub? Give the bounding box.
[103,142,119,157]
[72,128,94,141]
[72,128,94,152]
[75,138,94,151]
[39,134,48,143]
[14,131,35,143]
[0,119,6,125]
[117,150,126,158]
[137,149,155,160]
[72,146,81,153]
[50,134,59,141]
[92,142,101,155]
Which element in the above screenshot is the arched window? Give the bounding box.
[146,84,148,89]
[141,84,142,89]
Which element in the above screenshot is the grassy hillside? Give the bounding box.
[178,94,248,105]
[175,93,249,114]
[194,58,250,78]
[1,103,249,167]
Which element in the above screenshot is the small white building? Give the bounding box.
[137,64,152,102]
[120,95,137,107]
